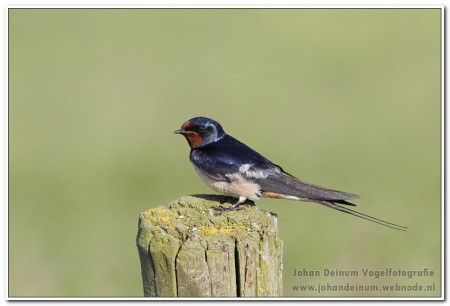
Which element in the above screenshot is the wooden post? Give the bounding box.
[136,195,283,297]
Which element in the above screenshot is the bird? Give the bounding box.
[174,116,406,231]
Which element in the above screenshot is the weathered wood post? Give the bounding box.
[136,195,283,297]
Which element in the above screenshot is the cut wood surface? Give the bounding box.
[136,195,283,297]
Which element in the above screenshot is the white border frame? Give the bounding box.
[3,4,445,302]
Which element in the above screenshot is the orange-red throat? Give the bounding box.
[174,121,205,149]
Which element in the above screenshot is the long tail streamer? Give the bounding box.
[310,200,407,231]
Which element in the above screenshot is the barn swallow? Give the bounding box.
[175,116,406,231]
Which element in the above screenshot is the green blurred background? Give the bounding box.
[9,9,441,297]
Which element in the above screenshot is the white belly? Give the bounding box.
[194,166,262,200]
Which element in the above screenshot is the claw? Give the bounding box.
[213,204,243,212]
[212,196,247,212]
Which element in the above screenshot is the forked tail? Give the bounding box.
[310,199,407,231]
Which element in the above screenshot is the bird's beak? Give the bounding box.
[174,129,186,134]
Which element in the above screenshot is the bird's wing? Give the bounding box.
[191,134,359,201]
[190,153,239,181]
[257,172,407,231]
[190,135,281,182]
[255,171,360,201]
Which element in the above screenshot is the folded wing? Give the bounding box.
[256,171,360,201]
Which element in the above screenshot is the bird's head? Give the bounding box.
[174,117,225,148]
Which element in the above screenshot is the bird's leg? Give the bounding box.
[214,196,247,212]
[227,196,247,211]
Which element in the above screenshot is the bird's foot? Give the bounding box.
[213,196,247,212]
[213,204,243,212]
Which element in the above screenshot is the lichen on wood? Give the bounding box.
[136,195,283,297]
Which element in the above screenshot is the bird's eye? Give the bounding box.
[198,126,205,132]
